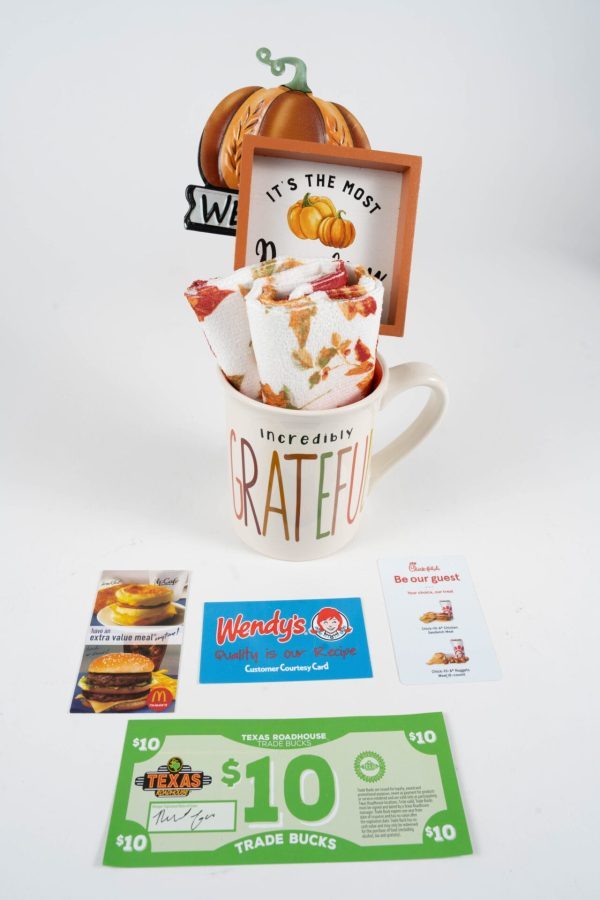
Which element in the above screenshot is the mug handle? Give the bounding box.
[369,362,448,491]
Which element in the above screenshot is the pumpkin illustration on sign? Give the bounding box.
[199,48,370,191]
[288,193,336,240]
[319,211,356,248]
[287,194,356,248]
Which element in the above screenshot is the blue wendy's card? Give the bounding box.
[200,597,372,683]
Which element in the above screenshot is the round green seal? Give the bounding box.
[354,751,386,783]
[167,756,183,774]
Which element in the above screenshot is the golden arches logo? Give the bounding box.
[151,689,168,704]
[147,686,174,712]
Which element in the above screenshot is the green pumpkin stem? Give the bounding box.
[256,47,312,93]
[301,192,312,207]
[336,210,346,218]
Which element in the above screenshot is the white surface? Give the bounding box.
[1,1,599,897]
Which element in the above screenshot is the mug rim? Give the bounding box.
[219,353,389,418]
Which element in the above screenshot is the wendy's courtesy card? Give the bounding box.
[200,597,372,683]
[378,557,500,685]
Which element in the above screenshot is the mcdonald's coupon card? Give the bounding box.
[103,713,471,867]
[379,557,501,685]
[70,570,190,714]
[199,597,372,683]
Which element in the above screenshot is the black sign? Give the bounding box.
[184,184,238,236]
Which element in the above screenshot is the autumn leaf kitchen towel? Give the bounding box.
[246,263,384,410]
[185,268,261,399]
[185,257,383,410]
[185,258,345,399]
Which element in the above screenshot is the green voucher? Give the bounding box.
[104,714,471,867]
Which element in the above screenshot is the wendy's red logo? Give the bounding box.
[309,607,352,642]
[216,609,307,645]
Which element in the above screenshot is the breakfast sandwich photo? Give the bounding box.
[91,571,188,629]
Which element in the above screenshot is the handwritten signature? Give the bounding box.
[151,806,216,832]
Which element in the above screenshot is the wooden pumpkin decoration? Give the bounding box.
[199,48,370,191]
[318,211,356,249]
[287,193,337,240]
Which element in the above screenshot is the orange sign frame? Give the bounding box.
[234,136,421,337]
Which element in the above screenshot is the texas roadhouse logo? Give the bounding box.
[135,757,213,797]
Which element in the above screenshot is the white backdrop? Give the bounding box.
[1,1,599,897]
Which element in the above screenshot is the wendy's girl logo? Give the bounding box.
[310,606,353,642]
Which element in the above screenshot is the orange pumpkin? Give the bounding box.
[199,48,370,190]
[288,193,337,240]
[318,211,356,249]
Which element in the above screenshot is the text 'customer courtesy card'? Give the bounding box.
[379,557,500,685]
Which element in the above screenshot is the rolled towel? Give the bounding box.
[246,262,384,410]
[184,257,346,399]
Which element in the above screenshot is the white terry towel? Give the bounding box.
[184,258,346,399]
[246,262,384,410]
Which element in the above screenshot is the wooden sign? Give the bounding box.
[234,136,421,337]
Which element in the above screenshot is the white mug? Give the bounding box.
[222,355,448,561]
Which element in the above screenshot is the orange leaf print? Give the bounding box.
[226,374,244,391]
[317,346,337,368]
[339,295,378,321]
[261,383,297,409]
[354,338,371,363]
[292,348,313,369]
[328,285,366,300]
[289,304,316,349]
[356,371,375,393]
[185,282,233,322]
[345,361,373,377]
[261,383,288,407]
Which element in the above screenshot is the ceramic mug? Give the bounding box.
[222,355,448,561]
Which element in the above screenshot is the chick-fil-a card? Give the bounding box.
[200,597,372,683]
[379,557,500,685]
